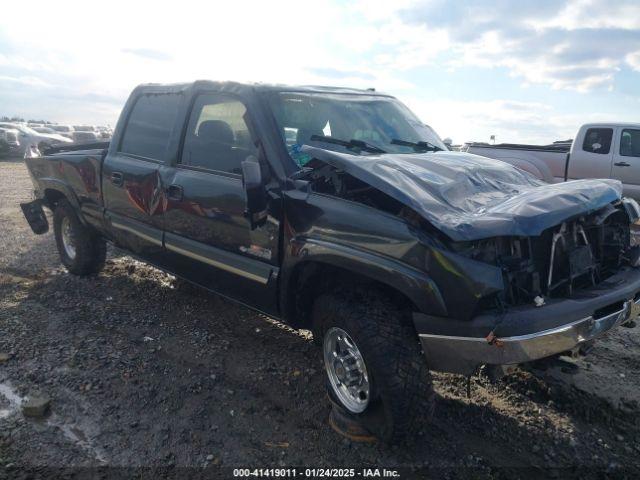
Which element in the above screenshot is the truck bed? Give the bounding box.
[43,141,110,155]
[462,142,570,183]
[25,145,108,230]
[465,141,571,153]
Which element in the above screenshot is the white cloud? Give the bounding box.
[0,0,421,123]
[397,0,640,92]
[0,0,637,142]
[408,97,640,145]
[627,51,640,72]
[0,75,51,87]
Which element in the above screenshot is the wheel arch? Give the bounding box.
[280,241,447,331]
[39,179,87,225]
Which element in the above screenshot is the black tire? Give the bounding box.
[313,289,435,444]
[53,200,106,275]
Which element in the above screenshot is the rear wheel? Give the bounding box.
[53,200,106,275]
[313,289,436,444]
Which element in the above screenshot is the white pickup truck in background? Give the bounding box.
[463,123,640,199]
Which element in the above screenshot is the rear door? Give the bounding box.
[102,92,182,254]
[158,91,280,313]
[611,127,640,199]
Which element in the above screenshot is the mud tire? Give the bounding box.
[53,200,106,275]
[313,289,436,444]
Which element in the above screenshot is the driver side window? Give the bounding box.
[620,129,640,158]
[181,94,256,175]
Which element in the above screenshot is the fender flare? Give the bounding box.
[38,178,87,225]
[280,237,448,323]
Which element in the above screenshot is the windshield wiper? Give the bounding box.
[310,135,386,154]
[390,138,442,152]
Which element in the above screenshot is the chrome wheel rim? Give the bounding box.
[61,217,76,259]
[323,327,370,413]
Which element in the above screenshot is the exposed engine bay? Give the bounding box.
[450,203,638,309]
[307,162,418,221]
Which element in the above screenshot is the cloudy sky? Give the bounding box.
[1,0,638,144]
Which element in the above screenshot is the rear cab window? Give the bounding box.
[119,93,182,161]
[582,128,613,155]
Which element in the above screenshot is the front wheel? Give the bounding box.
[53,200,106,275]
[313,290,436,444]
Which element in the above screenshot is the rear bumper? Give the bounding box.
[415,267,640,374]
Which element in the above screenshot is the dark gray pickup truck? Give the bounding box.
[21,81,640,442]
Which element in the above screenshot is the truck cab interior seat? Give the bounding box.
[197,120,234,151]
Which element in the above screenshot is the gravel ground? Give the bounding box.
[1,159,639,479]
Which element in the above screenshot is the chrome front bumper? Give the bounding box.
[419,298,639,374]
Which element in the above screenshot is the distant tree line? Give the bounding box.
[1,116,54,124]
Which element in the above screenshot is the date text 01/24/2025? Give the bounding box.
[233,468,401,478]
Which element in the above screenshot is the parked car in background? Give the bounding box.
[49,125,75,140]
[0,127,21,147]
[96,126,113,139]
[73,125,97,132]
[71,130,100,144]
[33,126,57,135]
[0,137,8,158]
[0,127,21,157]
[463,123,640,199]
[0,122,72,156]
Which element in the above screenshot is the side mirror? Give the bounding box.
[241,155,268,229]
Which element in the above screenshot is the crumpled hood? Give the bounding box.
[302,146,623,241]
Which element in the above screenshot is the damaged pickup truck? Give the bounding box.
[21,81,640,443]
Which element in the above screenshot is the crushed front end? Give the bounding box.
[452,199,640,311]
[293,146,640,374]
[415,199,640,375]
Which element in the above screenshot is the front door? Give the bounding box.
[159,92,280,313]
[611,127,640,199]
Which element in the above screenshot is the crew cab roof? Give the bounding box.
[132,80,392,97]
[580,122,640,129]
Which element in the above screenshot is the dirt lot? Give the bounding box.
[1,159,639,478]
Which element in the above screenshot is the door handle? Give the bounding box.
[111,171,124,186]
[614,162,631,167]
[166,184,184,201]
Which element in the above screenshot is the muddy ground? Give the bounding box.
[0,158,639,479]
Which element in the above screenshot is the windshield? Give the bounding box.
[267,92,446,166]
